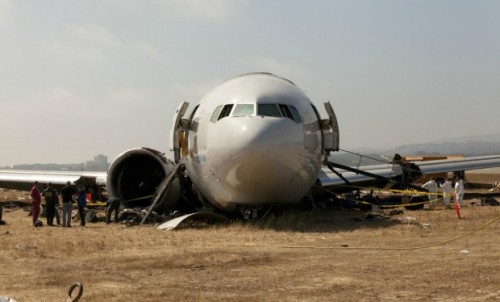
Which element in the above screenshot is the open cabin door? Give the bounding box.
[169,101,190,163]
[321,101,340,153]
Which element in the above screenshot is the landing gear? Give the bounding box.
[237,206,273,221]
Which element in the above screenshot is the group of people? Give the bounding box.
[29,181,121,227]
[421,176,465,209]
[30,181,87,227]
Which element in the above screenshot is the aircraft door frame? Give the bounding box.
[310,102,340,156]
[323,101,340,153]
[169,101,190,163]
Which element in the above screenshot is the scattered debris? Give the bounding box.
[396,216,431,228]
[398,216,417,224]
[388,209,404,216]
[0,200,31,208]
[85,209,99,223]
[119,208,170,226]
[487,182,500,192]
[480,197,499,206]
[158,212,229,230]
[353,213,391,222]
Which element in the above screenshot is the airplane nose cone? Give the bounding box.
[228,117,300,165]
[213,117,314,205]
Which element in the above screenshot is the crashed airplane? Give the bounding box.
[1,72,500,222]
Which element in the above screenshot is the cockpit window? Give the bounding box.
[218,104,234,120]
[278,104,294,120]
[211,103,301,123]
[232,104,254,116]
[257,104,281,117]
[210,105,223,122]
[289,105,302,123]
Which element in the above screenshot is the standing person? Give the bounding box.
[106,197,121,224]
[42,183,58,226]
[53,187,61,225]
[60,181,76,228]
[76,186,87,227]
[422,177,438,210]
[454,176,465,207]
[30,181,42,226]
[440,179,453,208]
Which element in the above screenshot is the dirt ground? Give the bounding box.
[1,176,500,301]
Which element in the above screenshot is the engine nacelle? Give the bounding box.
[106,148,180,213]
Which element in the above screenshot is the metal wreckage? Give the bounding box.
[86,152,500,230]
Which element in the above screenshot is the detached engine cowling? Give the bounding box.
[107,148,180,213]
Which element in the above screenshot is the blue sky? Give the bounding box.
[0,0,499,166]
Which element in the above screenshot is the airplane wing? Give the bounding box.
[414,155,500,175]
[0,169,106,191]
[317,154,500,190]
[318,163,402,187]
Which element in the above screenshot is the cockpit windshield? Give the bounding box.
[210,103,301,123]
[257,104,281,117]
[232,104,254,116]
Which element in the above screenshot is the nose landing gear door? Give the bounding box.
[169,101,190,164]
[322,101,340,154]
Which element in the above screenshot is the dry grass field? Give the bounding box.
[1,175,500,301]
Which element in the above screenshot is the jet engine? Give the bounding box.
[106,148,180,213]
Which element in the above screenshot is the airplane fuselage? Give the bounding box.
[182,73,326,212]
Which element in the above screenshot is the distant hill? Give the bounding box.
[436,133,500,144]
[390,133,500,156]
[390,141,500,156]
[358,133,500,156]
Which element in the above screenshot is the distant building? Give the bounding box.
[85,154,109,171]
[94,154,108,167]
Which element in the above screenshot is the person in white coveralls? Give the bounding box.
[440,179,453,208]
[422,177,438,209]
[454,176,465,207]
